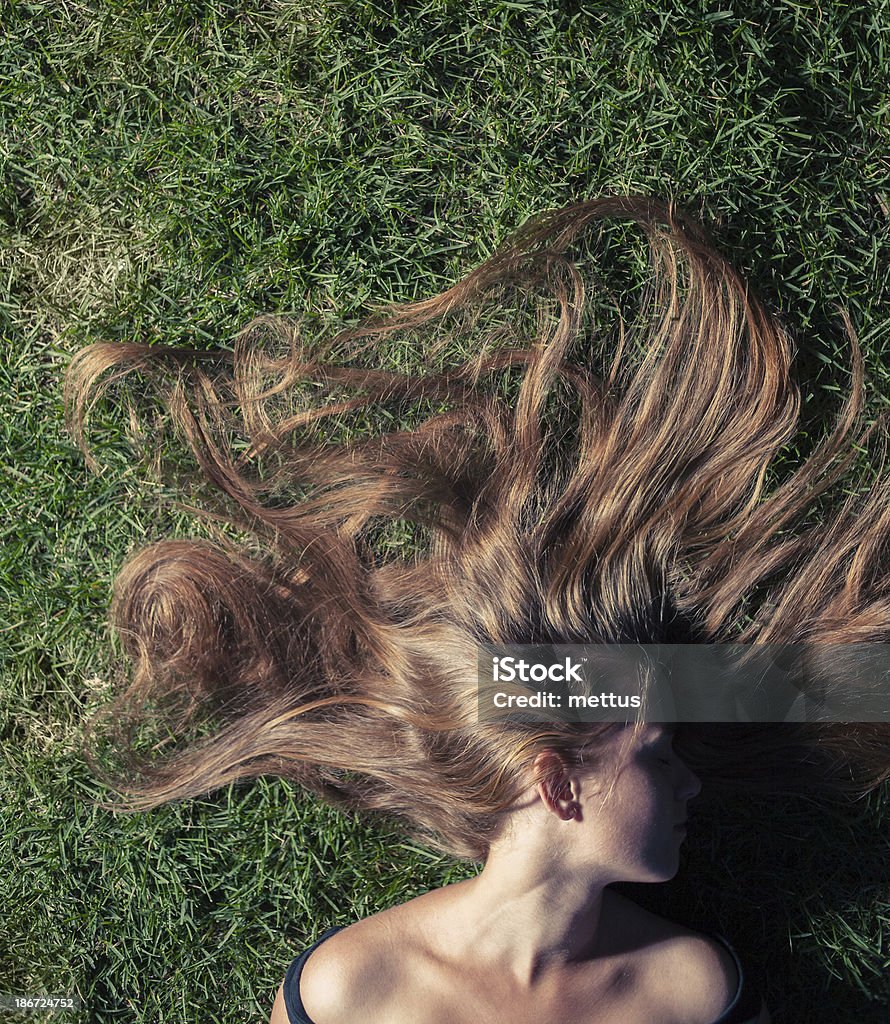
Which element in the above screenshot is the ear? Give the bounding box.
[532,750,578,821]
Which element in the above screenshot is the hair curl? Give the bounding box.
[64,195,890,861]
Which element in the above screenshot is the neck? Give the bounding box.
[441,841,614,987]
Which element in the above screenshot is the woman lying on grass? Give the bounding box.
[273,720,759,1024]
[64,196,890,1023]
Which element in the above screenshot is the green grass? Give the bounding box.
[2,1,890,1021]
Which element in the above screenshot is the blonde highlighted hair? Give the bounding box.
[64,195,890,860]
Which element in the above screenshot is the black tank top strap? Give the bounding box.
[282,926,346,1024]
[707,932,764,1024]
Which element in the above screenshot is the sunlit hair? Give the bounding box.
[64,195,890,861]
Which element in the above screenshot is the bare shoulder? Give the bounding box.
[291,916,403,1024]
[659,930,740,1023]
[268,885,461,1024]
[606,892,769,1024]
[661,930,769,1024]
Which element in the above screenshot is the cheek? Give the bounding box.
[631,773,667,828]
[626,768,678,848]
[606,768,668,844]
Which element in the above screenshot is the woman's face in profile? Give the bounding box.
[571,725,702,884]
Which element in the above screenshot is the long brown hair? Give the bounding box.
[64,195,890,861]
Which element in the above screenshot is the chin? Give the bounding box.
[637,856,681,884]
